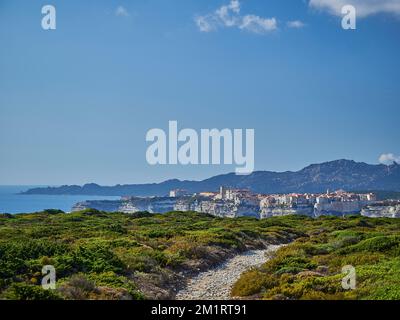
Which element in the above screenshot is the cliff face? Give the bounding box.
[71,200,121,212]
[72,197,175,214]
[260,206,314,219]
[175,198,259,218]
[314,201,366,217]
[118,197,176,214]
[23,160,400,196]
[72,197,391,219]
[361,204,400,218]
[72,197,261,218]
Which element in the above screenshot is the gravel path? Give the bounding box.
[176,245,282,300]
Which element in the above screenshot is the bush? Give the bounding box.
[340,236,400,255]
[87,272,144,300]
[1,211,400,300]
[232,270,277,297]
[117,247,168,272]
[3,283,61,300]
[58,275,98,300]
[41,209,65,215]
[70,243,125,273]
[0,240,68,278]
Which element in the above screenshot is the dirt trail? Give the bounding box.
[176,245,281,300]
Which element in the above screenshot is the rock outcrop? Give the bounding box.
[260,205,314,218]
[72,197,400,219]
[361,202,400,218]
[72,197,175,214]
[314,201,366,217]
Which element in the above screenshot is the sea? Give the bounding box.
[0,186,120,214]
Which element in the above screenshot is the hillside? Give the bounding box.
[0,210,399,300]
[22,160,400,196]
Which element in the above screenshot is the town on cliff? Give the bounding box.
[72,187,400,219]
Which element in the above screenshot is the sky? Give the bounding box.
[0,0,400,185]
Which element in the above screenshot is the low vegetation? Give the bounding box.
[0,209,399,300]
[0,209,297,300]
[232,216,400,300]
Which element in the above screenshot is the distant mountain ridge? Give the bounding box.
[21,160,400,196]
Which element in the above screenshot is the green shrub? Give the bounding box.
[70,243,125,273]
[58,274,98,300]
[87,272,144,300]
[340,235,400,254]
[232,270,277,297]
[3,283,61,300]
[1,211,400,300]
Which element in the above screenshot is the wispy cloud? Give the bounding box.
[287,20,306,28]
[115,6,130,17]
[195,15,216,32]
[240,15,277,33]
[309,0,400,18]
[195,0,278,34]
[216,0,241,27]
[379,153,400,165]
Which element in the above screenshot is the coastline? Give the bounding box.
[0,186,121,214]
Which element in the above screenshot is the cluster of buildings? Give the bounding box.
[72,187,400,219]
[169,187,377,218]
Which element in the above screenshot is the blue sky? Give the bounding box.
[0,0,400,185]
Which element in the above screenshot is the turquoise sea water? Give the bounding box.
[0,186,120,214]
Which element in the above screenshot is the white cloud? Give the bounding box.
[216,0,241,26]
[240,15,277,33]
[115,6,130,17]
[194,15,215,32]
[287,20,306,28]
[195,0,278,34]
[309,0,400,18]
[379,153,400,165]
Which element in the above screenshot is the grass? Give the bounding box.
[0,209,399,300]
[231,216,400,300]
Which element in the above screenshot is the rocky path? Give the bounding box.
[175,245,282,300]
